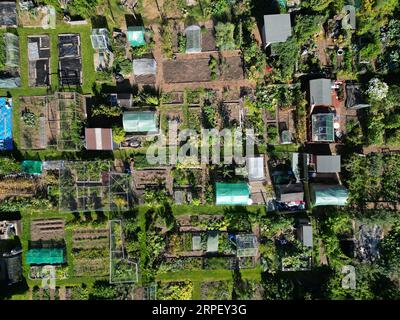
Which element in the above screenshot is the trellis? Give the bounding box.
[59,161,131,212]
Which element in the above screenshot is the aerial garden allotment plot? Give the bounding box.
[59,161,132,212]
[2,0,400,303]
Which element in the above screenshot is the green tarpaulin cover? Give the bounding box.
[216,182,250,205]
[311,184,348,206]
[26,248,65,265]
[127,26,145,47]
[123,111,157,133]
[21,160,42,175]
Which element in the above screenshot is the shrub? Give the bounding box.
[112,126,125,145]
[22,111,37,127]
[91,104,122,117]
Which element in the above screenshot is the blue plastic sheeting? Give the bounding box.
[0,97,13,150]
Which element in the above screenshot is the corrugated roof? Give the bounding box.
[263,14,292,44]
[85,128,114,150]
[309,79,332,106]
[123,111,158,133]
[216,182,250,205]
[316,155,341,173]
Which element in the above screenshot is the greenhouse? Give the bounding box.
[215,182,251,205]
[310,184,349,206]
[127,26,146,47]
[26,248,65,265]
[132,58,157,76]
[236,234,258,257]
[185,25,201,53]
[311,113,335,142]
[90,28,110,51]
[123,111,158,133]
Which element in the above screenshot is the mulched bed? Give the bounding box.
[163,56,244,83]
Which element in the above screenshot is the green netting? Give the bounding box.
[127,26,145,47]
[21,160,43,175]
[123,111,157,132]
[216,182,250,205]
[26,248,65,265]
[312,113,334,142]
[311,184,348,206]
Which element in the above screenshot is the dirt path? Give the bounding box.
[152,24,164,91]
[59,286,66,300]
[318,239,328,265]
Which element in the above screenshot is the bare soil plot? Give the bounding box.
[30,218,65,241]
[201,29,217,52]
[163,56,244,83]
[220,102,242,128]
[19,96,48,150]
[135,74,156,86]
[132,168,171,190]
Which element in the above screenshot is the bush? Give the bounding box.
[215,23,236,51]
[112,126,125,145]
[91,104,122,117]
[0,157,20,175]
[22,111,37,127]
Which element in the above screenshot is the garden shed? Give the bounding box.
[185,25,201,53]
[21,160,43,175]
[247,156,264,181]
[316,155,341,173]
[26,248,65,265]
[345,83,370,109]
[262,14,292,47]
[4,33,19,68]
[311,113,335,142]
[123,111,158,133]
[85,128,114,150]
[309,79,332,106]
[215,182,251,205]
[132,58,157,76]
[311,184,348,206]
[127,26,146,47]
[297,225,313,248]
[277,183,304,203]
[90,28,110,51]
